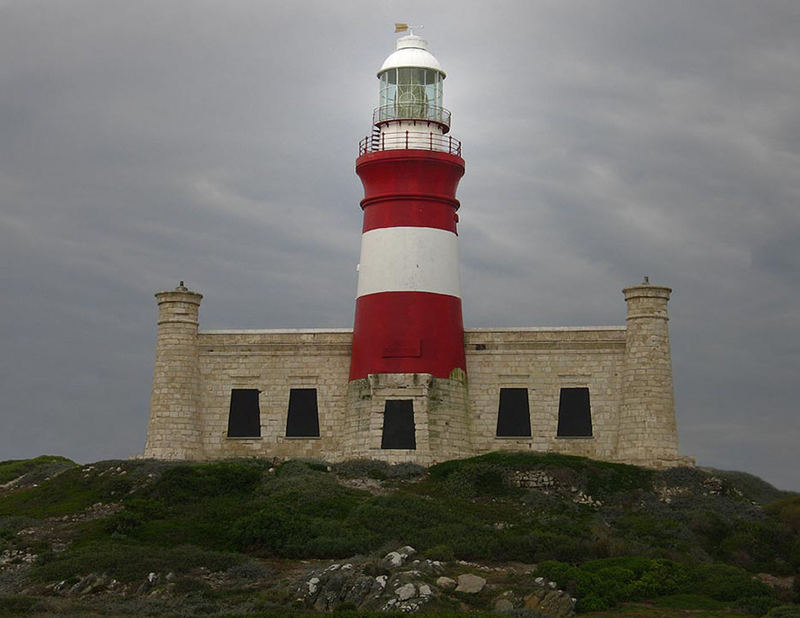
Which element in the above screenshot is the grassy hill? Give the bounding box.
[0,453,798,616]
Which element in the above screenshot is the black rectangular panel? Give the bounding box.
[286,388,320,437]
[557,387,593,437]
[227,389,261,437]
[496,387,532,437]
[381,399,416,449]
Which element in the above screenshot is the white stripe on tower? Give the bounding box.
[356,227,460,298]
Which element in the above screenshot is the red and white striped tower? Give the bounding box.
[350,32,466,383]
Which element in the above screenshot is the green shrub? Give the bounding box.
[617,513,689,551]
[532,531,590,563]
[352,493,454,536]
[425,544,455,562]
[231,508,296,552]
[145,462,263,503]
[592,566,636,604]
[31,542,246,584]
[0,456,75,485]
[711,469,791,505]
[767,496,800,533]
[737,595,781,616]
[535,557,774,612]
[580,556,656,576]
[0,595,38,614]
[692,563,773,601]
[289,458,329,473]
[429,451,654,498]
[535,560,575,585]
[226,560,274,581]
[386,462,426,480]
[231,507,373,558]
[584,464,653,497]
[271,483,363,520]
[629,560,693,599]
[333,459,390,479]
[576,593,609,612]
[0,468,103,518]
[687,509,733,555]
[332,459,424,480]
[720,516,797,574]
[765,605,800,618]
[172,576,212,595]
[104,510,144,536]
[439,462,510,498]
[652,594,727,610]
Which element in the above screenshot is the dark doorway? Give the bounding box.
[381,400,416,449]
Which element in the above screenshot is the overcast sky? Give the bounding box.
[1,1,798,490]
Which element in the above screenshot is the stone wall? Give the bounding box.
[195,329,352,461]
[344,372,471,465]
[144,283,689,468]
[464,327,626,461]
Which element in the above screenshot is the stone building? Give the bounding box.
[144,33,690,469]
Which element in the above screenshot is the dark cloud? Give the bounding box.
[1,1,798,489]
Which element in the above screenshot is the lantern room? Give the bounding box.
[374,34,450,132]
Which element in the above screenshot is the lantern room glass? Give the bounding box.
[378,67,443,122]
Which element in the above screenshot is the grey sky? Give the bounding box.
[1,1,798,489]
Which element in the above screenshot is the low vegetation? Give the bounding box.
[0,455,75,486]
[0,453,798,616]
[536,557,777,612]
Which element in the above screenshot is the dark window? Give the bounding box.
[496,387,531,437]
[227,389,261,437]
[286,388,320,437]
[557,387,592,437]
[381,400,416,449]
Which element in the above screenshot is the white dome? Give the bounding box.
[378,35,445,77]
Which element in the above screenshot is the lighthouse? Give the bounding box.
[144,30,687,470]
[345,31,471,462]
[350,33,465,380]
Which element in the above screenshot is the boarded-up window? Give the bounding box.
[496,388,531,437]
[227,389,261,437]
[286,388,320,437]
[557,387,592,437]
[381,400,416,449]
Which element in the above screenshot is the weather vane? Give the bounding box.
[394,22,423,36]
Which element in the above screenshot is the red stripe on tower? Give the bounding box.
[349,33,466,382]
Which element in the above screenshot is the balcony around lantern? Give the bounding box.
[358,130,462,157]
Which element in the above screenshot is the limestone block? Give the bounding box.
[455,574,486,594]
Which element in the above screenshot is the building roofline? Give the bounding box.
[200,328,353,335]
[466,326,625,332]
[198,325,626,335]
